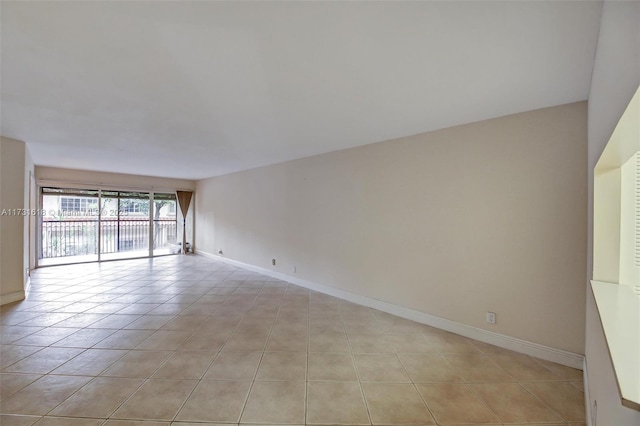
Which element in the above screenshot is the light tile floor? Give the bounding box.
[0,255,586,425]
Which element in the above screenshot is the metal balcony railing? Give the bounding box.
[41,219,177,258]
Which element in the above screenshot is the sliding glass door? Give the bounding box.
[39,187,178,265]
[100,191,150,261]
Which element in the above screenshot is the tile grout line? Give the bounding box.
[518,379,576,423]
[345,314,374,426]
[160,276,236,425]
[396,332,442,426]
[439,349,511,424]
[178,268,247,424]
[395,351,442,426]
[235,278,278,425]
[121,263,238,424]
[28,264,229,423]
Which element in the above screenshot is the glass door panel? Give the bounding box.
[153,193,178,256]
[40,187,99,266]
[100,191,150,261]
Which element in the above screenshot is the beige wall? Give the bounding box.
[196,101,587,354]
[586,1,640,424]
[0,137,33,305]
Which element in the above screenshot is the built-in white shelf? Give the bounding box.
[591,280,640,411]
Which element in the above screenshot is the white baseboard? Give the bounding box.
[198,250,585,370]
[0,290,26,306]
[584,358,593,426]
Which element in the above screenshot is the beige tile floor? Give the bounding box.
[0,255,586,425]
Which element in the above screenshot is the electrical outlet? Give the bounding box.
[272,258,276,266]
[486,311,496,324]
[218,250,223,255]
[292,266,296,273]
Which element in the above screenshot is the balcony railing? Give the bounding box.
[41,219,177,258]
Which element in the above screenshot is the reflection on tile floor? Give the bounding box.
[0,255,586,425]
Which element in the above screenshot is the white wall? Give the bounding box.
[197,101,587,355]
[586,1,640,424]
[35,166,196,192]
[24,147,34,285]
[0,137,33,305]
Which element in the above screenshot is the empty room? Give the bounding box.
[1,1,639,426]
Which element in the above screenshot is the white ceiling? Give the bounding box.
[1,1,602,180]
